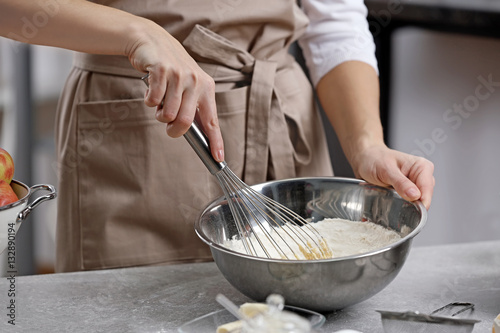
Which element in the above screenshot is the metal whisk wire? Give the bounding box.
[215,162,332,260]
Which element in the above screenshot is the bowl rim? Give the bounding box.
[194,176,427,263]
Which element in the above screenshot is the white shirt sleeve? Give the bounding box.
[298,0,379,87]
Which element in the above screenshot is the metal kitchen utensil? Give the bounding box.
[377,302,480,333]
[141,74,332,260]
[0,180,57,254]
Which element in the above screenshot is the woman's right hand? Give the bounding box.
[125,19,225,162]
[0,1,224,162]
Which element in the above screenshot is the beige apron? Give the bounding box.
[54,0,333,272]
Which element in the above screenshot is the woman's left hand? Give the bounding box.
[315,61,435,209]
[350,144,435,210]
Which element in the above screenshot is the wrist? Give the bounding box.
[343,131,386,173]
[122,17,155,57]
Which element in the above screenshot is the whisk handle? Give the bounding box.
[184,122,227,174]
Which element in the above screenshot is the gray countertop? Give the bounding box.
[1,240,499,332]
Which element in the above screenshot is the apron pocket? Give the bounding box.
[74,89,250,268]
[76,98,168,266]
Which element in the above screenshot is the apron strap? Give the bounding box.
[183,24,296,184]
[245,59,276,183]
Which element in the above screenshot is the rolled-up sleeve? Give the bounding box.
[298,0,379,87]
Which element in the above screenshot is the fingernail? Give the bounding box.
[216,149,224,162]
[406,188,419,199]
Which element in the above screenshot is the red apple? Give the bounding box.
[0,180,18,207]
[0,148,15,184]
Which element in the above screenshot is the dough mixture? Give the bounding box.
[223,218,403,260]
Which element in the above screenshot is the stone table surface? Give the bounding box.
[1,240,499,332]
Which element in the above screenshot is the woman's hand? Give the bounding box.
[126,19,224,162]
[350,144,435,209]
[0,0,224,162]
[316,61,435,209]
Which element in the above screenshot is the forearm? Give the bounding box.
[316,61,384,171]
[0,0,152,56]
[0,0,225,160]
[318,61,435,208]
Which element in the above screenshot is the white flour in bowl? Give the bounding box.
[223,218,403,260]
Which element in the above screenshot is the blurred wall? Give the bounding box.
[389,27,500,246]
[30,45,72,272]
[0,40,72,275]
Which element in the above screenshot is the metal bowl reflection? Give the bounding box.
[195,177,427,312]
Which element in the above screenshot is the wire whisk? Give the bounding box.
[187,124,332,260]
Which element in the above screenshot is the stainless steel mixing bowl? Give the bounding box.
[195,177,427,312]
